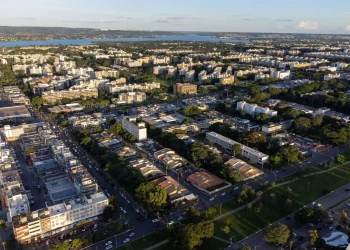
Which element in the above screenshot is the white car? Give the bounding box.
[123,238,130,244]
[346,202,350,207]
[209,197,215,201]
[167,220,174,226]
[233,187,239,191]
[221,192,226,196]
[152,219,159,223]
[123,210,127,214]
[105,241,112,246]
[126,199,130,204]
[129,232,135,237]
[106,245,113,250]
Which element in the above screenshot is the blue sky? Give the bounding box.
[2,0,350,34]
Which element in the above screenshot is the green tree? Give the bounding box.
[295,117,312,131]
[0,219,6,229]
[80,136,92,146]
[109,122,122,135]
[232,144,242,156]
[108,195,119,213]
[336,154,345,164]
[170,222,214,250]
[71,238,89,250]
[309,230,318,246]
[60,120,69,127]
[263,223,290,245]
[182,117,193,124]
[280,145,300,163]
[221,225,230,234]
[199,87,209,95]
[222,167,244,184]
[0,64,18,85]
[341,210,348,226]
[186,206,200,219]
[135,182,167,210]
[31,96,44,110]
[182,106,202,116]
[24,145,37,156]
[102,206,114,222]
[50,241,71,250]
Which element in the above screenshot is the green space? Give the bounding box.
[117,228,170,250]
[213,163,350,240]
[153,238,229,250]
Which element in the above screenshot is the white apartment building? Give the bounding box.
[324,73,340,81]
[122,117,147,141]
[7,193,30,221]
[206,132,269,164]
[12,192,108,244]
[105,82,160,94]
[185,70,195,80]
[237,101,277,117]
[270,70,291,79]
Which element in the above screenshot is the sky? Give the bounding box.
[2,0,350,34]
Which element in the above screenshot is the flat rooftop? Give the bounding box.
[45,177,77,204]
[0,105,31,120]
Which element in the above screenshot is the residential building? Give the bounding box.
[206,132,269,164]
[324,73,340,81]
[173,83,197,95]
[0,106,31,121]
[219,76,235,85]
[153,148,185,169]
[270,70,291,79]
[152,176,196,204]
[12,192,108,244]
[121,117,147,141]
[41,88,98,105]
[105,82,160,94]
[236,101,277,117]
[118,92,146,104]
[224,158,263,181]
[129,158,163,179]
[262,120,293,134]
[185,70,195,80]
[187,171,231,195]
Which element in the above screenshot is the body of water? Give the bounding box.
[0,35,250,47]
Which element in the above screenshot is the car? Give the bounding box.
[152,219,159,223]
[129,232,135,237]
[105,241,112,246]
[106,245,113,250]
[167,220,174,226]
[81,227,86,232]
[221,192,226,196]
[123,209,127,214]
[329,226,334,231]
[309,223,314,227]
[233,186,239,191]
[177,216,183,221]
[307,161,311,164]
[317,203,322,207]
[346,203,350,207]
[209,197,215,201]
[123,238,130,244]
[126,199,130,204]
[311,202,316,206]
[135,209,139,213]
[120,207,124,211]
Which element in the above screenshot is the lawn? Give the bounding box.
[117,228,170,250]
[213,164,350,240]
[154,238,229,250]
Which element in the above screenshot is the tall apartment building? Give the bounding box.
[118,92,146,104]
[12,192,108,244]
[206,132,269,164]
[94,70,119,78]
[122,117,147,141]
[41,88,98,105]
[173,83,197,95]
[105,82,160,94]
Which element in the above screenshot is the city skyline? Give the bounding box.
[1,0,350,34]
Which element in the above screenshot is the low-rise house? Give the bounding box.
[187,171,231,195]
[129,158,163,179]
[224,158,263,181]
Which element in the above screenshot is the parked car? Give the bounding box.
[129,232,135,237]
[123,238,130,244]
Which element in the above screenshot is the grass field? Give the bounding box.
[117,229,170,250]
[213,163,350,240]
[154,238,229,250]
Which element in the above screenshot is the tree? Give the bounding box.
[182,117,193,124]
[186,206,200,219]
[31,96,44,110]
[295,206,329,224]
[108,195,119,213]
[232,144,242,156]
[221,225,230,234]
[336,154,345,164]
[102,206,114,222]
[199,87,209,95]
[170,222,214,250]
[80,136,92,146]
[280,145,300,163]
[109,122,122,135]
[295,117,312,132]
[0,219,6,229]
[60,120,69,127]
[135,182,167,210]
[309,230,318,246]
[182,106,202,117]
[50,241,71,250]
[24,145,37,156]
[254,202,263,215]
[263,223,290,245]
[222,167,244,184]
[341,210,348,226]
[71,238,89,250]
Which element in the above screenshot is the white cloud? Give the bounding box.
[345,25,350,31]
[297,21,319,30]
